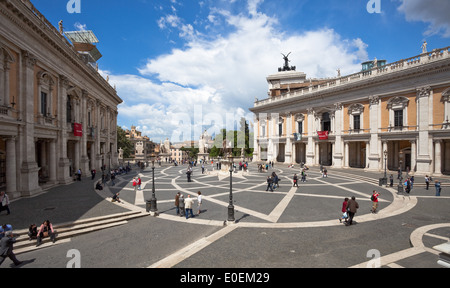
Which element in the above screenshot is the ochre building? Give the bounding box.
[0,0,122,198]
[250,46,450,176]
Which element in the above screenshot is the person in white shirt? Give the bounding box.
[197,191,203,215]
[184,195,195,219]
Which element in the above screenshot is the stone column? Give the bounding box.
[434,140,443,176]
[344,142,349,168]
[57,75,72,184]
[416,86,432,174]
[48,139,57,184]
[306,108,315,165]
[5,137,17,197]
[366,141,370,169]
[19,51,41,196]
[333,103,343,168]
[410,140,416,172]
[285,114,292,163]
[80,90,90,173]
[368,96,381,171]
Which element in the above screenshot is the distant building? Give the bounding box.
[251,47,450,176]
[124,126,156,161]
[0,0,122,198]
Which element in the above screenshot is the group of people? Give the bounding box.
[339,190,381,225]
[425,175,442,196]
[266,172,280,192]
[174,191,202,219]
[0,220,56,267]
[338,196,360,226]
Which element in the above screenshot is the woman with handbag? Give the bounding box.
[36,220,56,247]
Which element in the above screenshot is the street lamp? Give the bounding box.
[383,150,388,186]
[228,155,235,223]
[397,151,404,194]
[147,152,158,216]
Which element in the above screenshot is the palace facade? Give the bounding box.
[0,0,122,198]
[250,46,450,176]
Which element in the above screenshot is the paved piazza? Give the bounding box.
[107,163,449,268]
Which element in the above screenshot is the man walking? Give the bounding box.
[345,196,359,226]
[266,176,274,192]
[0,231,22,267]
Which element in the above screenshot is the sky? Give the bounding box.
[32,0,450,143]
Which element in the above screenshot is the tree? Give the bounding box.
[117,127,133,159]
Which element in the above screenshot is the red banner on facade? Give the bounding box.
[74,123,83,137]
[317,131,329,140]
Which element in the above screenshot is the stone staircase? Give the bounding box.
[12,210,148,255]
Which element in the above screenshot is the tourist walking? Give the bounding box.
[179,194,185,217]
[425,175,430,190]
[339,198,349,223]
[435,180,441,196]
[389,174,394,187]
[272,172,279,189]
[345,196,359,226]
[266,176,274,192]
[371,190,380,214]
[197,191,203,215]
[186,167,192,182]
[301,169,307,182]
[137,177,142,190]
[0,191,10,215]
[0,231,22,267]
[293,174,299,187]
[132,177,137,192]
[175,192,181,215]
[184,195,195,219]
[77,168,82,181]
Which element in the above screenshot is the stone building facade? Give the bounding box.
[250,46,450,176]
[0,0,122,198]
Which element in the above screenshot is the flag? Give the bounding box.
[74,123,83,137]
[317,131,329,140]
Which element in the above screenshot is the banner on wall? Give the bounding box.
[317,131,329,140]
[74,123,83,137]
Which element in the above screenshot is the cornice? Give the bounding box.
[250,56,450,114]
[0,0,122,105]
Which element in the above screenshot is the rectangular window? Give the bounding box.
[298,121,303,134]
[66,97,72,123]
[41,92,47,115]
[279,123,283,136]
[353,115,361,131]
[261,126,266,138]
[394,110,403,128]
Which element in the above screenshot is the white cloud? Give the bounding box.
[397,0,450,37]
[113,0,368,143]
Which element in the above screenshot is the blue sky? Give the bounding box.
[32,0,450,143]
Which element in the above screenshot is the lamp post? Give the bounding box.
[147,152,158,215]
[397,151,404,194]
[383,150,388,186]
[228,155,235,223]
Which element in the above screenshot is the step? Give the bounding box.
[13,211,148,255]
